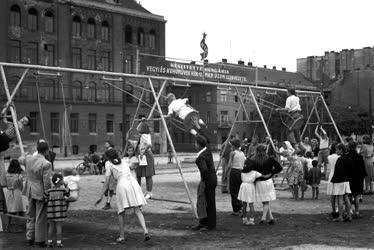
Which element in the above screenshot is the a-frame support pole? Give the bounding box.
[215,88,249,173]
[0,66,25,155]
[248,87,276,151]
[319,94,344,143]
[147,79,167,120]
[301,96,320,138]
[147,78,198,219]
[1,68,29,114]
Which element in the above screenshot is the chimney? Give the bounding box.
[190,61,196,65]
[248,62,253,66]
[204,59,208,64]
[222,58,227,63]
[282,67,286,71]
[272,66,276,70]
[238,60,244,65]
[263,65,267,69]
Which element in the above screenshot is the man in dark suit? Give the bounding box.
[19,141,52,247]
[193,135,217,231]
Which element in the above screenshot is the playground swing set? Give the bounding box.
[0,62,343,230]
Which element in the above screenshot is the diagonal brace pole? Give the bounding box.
[319,93,344,143]
[301,96,320,138]
[248,87,276,151]
[1,68,29,114]
[0,66,25,155]
[147,79,167,120]
[215,88,249,173]
[147,77,198,219]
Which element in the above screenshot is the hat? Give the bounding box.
[52,173,64,185]
[136,121,150,134]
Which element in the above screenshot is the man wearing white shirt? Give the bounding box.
[277,88,304,152]
[165,93,207,137]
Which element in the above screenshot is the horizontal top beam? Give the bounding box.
[0,62,321,95]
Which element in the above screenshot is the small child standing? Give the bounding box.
[47,173,70,248]
[4,159,25,231]
[63,168,80,202]
[310,160,322,199]
[237,161,268,225]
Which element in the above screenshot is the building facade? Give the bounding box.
[297,46,374,136]
[0,0,166,155]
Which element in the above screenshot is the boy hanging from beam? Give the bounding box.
[164,93,207,137]
[0,106,30,153]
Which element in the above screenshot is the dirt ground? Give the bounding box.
[1,163,374,249]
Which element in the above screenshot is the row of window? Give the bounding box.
[72,48,112,71]
[10,5,54,33]
[28,112,115,134]
[9,4,157,49]
[8,79,120,103]
[28,112,160,135]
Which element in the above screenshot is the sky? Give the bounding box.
[140,0,374,72]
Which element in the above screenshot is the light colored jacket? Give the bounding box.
[19,154,52,201]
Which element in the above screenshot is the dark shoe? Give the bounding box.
[192,224,203,231]
[102,203,111,210]
[27,240,34,246]
[231,211,240,216]
[34,242,47,248]
[144,233,151,241]
[46,242,54,248]
[259,220,266,224]
[268,219,275,225]
[55,243,64,248]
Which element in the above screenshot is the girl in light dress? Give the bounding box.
[96,149,150,243]
[238,160,271,225]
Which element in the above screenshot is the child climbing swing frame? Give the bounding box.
[0,62,344,220]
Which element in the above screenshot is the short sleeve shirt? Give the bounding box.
[168,99,195,120]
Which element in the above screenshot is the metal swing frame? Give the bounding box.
[0,62,343,221]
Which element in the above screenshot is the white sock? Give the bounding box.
[190,129,197,136]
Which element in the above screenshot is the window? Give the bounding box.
[106,114,114,133]
[72,15,81,37]
[70,113,79,133]
[206,91,211,102]
[101,51,111,71]
[21,78,37,100]
[220,90,228,103]
[27,8,38,31]
[9,40,21,63]
[220,111,228,123]
[44,11,54,33]
[235,95,238,103]
[243,111,246,120]
[87,50,96,70]
[101,21,109,41]
[44,44,54,66]
[125,85,133,103]
[72,81,82,101]
[26,42,38,64]
[50,112,59,133]
[124,55,133,73]
[137,28,144,46]
[206,111,211,123]
[149,30,156,49]
[87,18,95,39]
[39,79,54,101]
[72,48,81,68]
[97,84,112,103]
[88,113,97,133]
[10,5,21,27]
[29,112,39,133]
[125,25,132,43]
[86,82,96,102]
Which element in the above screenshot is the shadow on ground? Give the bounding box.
[2,209,374,249]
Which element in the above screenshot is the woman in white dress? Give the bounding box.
[96,149,150,243]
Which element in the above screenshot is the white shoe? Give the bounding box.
[144,193,152,199]
[242,218,248,225]
[245,218,255,225]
